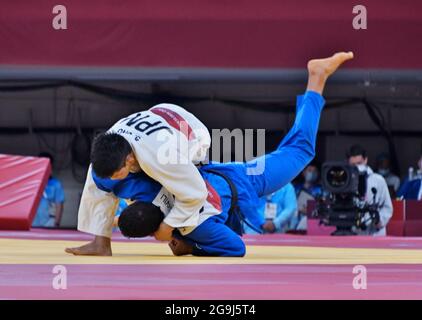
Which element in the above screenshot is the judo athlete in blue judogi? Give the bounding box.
[66,52,354,257]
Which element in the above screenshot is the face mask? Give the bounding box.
[356,164,367,173]
[378,168,390,177]
[304,171,318,183]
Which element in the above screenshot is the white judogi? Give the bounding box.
[77,104,212,238]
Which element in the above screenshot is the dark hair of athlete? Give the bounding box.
[118,202,165,238]
[91,132,132,178]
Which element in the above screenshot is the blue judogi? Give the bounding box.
[93,91,325,256]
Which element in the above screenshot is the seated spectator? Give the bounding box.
[397,154,422,200]
[32,152,65,228]
[244,183,297,234]
[347,145,393,236]
[375,153,400,198]
[294,160,323,230]
[295,160,323,198]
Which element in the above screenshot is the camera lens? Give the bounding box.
[326,166,348,188]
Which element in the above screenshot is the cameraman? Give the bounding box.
[347,145,393,236]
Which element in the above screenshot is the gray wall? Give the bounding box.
[1,82,421,227]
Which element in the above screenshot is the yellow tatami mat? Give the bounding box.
[2,238,422,265]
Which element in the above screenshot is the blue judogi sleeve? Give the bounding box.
[245,91,325,197]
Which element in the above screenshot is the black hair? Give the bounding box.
[346,144,367,159]
[91,132,132,178]
[38,152,54,165]
[118,202,164,238]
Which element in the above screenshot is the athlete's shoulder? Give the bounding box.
[150,103,187,113]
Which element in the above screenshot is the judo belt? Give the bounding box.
[203,169,262,235]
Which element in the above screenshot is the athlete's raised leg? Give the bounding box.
[246,52,354,197]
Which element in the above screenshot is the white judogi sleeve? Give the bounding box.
[77,166,119,238]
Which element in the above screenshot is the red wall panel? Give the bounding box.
[0,1,421,69]
[0,154,51,230]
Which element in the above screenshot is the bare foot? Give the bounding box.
[308,52,354,78]
[306,51,354,94]
[65,236,112,256]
